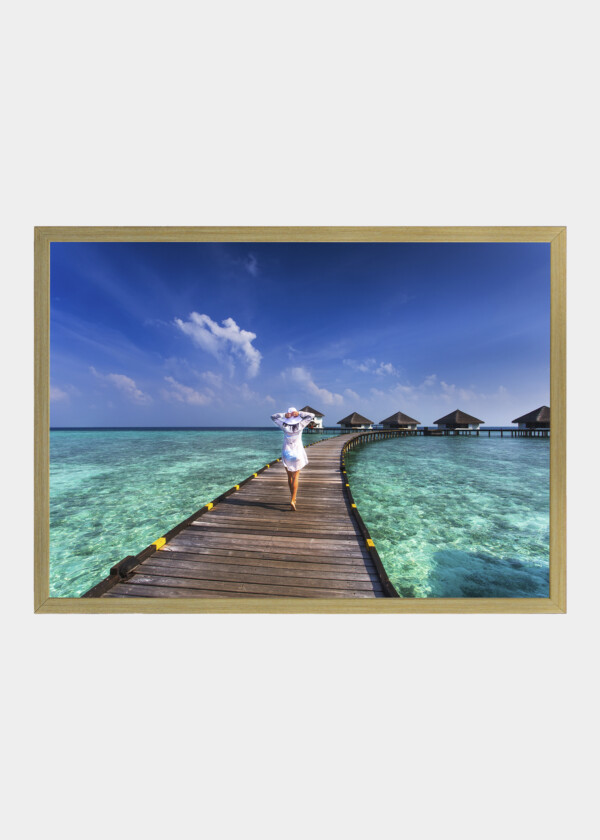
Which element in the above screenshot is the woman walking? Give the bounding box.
[270,407,315,510]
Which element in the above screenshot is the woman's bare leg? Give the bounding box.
[285,468,293,496]
[290,470,299,509]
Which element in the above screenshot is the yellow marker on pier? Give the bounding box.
[152,537,166,549]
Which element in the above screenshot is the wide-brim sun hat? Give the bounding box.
[283,406,303,425]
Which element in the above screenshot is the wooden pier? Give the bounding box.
[82,424,549,600]
[306,426,550,438]
[83,432,401,600]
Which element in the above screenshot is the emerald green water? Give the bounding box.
[345,435,549,598]
[49,428,329,597]
[50,429,549,599]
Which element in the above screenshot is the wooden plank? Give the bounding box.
[104,585,271,599]
[161,539,370,560]
[157,546,373,567]
[140,554,381,578]
[188,522,360,540]
[115,575,378,599]
[138,560,384,589]
[143,560,379,588]
[207,511,359,527]
[190,527,361,541]
[196,507,359,522]
[170,526,364,546]
[167,534,367,556]
[195,508,354,519]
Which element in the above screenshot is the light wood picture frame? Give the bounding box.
[34,226,566,613]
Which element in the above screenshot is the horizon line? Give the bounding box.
[50,424,529,430]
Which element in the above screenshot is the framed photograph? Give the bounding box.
[34,226,566,613]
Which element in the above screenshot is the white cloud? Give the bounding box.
[90,367,152,404]
[221,248,261,277]
[233,382,278,406]
[344,388,360,401]
[50,383,80,403]
[343,357,375,373]
[351,368,511,420]
[174,312,262,378]
[50,385,68,402]
[343,357,398,376]
[287,344,300,360]
[390,382,417,398]
[375,362,396,376]
[408,377,510,405]
[245,253,259,277]
[161,376,212,405]
[238,382,259,402]
[162,368,275,410]
[439,381,478,402]
[386,374,482,403]
[478,384,510,402]
[286,366,344,406]
[200,370,224,388]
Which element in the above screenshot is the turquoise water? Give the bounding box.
[50,429,549,599]
[345,436,549,598]
[49,428,330,597]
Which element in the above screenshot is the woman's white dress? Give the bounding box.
[270,411,315,472]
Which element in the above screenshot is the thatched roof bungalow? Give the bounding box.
[380,411,420,430]
[512,405,550,429]
[337,412,374,430]
[434,409,484,430]
[300,405,324,428]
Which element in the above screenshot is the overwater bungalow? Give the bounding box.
[300,405,325,429]
[512,405,550,429]
[380,410,420,430]
[434,409,484,430]
[337,412,374,430]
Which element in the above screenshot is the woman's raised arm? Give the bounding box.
[270,412,286,429]
[297,411,315,430]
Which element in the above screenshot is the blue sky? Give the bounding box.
[50,241,550,426]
